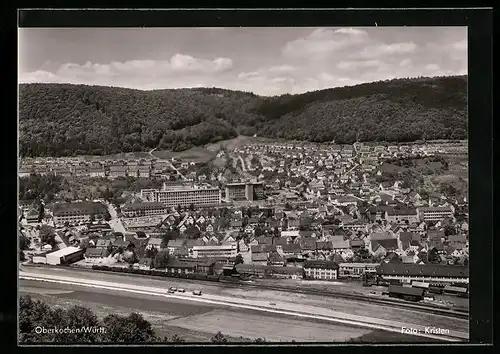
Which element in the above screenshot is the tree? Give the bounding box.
[185,225,201,239]
[211,331,228,343]
[176,204,182,212]
[443,225,456,236]
[20,232,30,251]
[145,246,159,259]
[161,228,179,246]
[39,224,56,247]
[37,203,45,223]
[102,313,156,343]
[254,337,267,343]
[189,203,195,211]
[153,251,169,269]
[169,334,186,343]
[61,306,102,343]
[234,254,244,265]
[428,247,441,264]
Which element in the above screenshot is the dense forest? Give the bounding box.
[19,76,467,157]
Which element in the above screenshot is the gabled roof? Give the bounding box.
[375,238,399,251]
[167,239,184,248]
[377,263,469,278]
[252,252,268,261]
[303,260,339,270]
[370,232,395,240]
[148,237,163,246]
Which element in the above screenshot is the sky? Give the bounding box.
[18,27,467,96]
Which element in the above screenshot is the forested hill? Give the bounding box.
[19,75,467,157]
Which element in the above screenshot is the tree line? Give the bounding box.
[19,76,467,157]
[19,295,267,343]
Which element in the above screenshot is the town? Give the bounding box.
[19,138,469,305]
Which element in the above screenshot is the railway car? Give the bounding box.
[387,284,424,302]
[207,275,220,282]
[443,284,469,298]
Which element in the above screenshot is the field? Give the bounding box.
[152,146,216,164]
[166,309,371,342]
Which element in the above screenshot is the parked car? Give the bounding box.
[168,287,177,293]
[192,290,202,296]
[177,288,185,293]
[269,302,276,306]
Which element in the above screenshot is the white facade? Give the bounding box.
[192,243,237,258]
[45,247,83,265]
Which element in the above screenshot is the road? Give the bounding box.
[106,203,126,234]
[149,148,187,181]
[237,155,247,172]
[19,279,377,342]
[19,267,468,342]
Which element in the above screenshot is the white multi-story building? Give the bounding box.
[141,186,221,208]
[121,202,169,218]
[191,243,237,259]
[303,260,339,280]
[417,206,454,222]
[52,202,107,226]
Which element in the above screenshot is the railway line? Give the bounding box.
[21,263,468,320]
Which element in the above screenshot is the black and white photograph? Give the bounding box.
[17,15,476,345]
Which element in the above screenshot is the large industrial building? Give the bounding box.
[41,247,85,265]
[225,181,265,202]
[52,202,108,227]
[376,263,469,286]
[140,185,222,208]
[417,206,455,222]
[191,243,238,259]
[121,202,169,217]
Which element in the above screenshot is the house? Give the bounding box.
[268,251,285,266]
[229,219,242,229]
[147,237,163,251]
[398,232,414,253]
[385,207,419,224]
[447,234,467,250]
[251,252,268,266]
[84,247,106,258]
[95,239,111,249]
[303,260,339,280]
[372,238,399,254]
[281,243,302,257]
[167,239,184,255]
[205,224,215,233]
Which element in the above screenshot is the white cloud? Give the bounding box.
[333,28,368,36]
[169,54,233,73]
[19,70,61,83]
[356,42,418,59]
[452,39,467,51]
[282,28,370,59]
[399,59,412,67]
[268,65,298,73]
[19,28,468,96]
[337,60,382,70]
[425,64,440,71]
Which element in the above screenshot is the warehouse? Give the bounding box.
[388,284,424,302]
[45,247,85,265]
[376,263,469,286]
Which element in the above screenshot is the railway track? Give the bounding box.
[22,264,468,319]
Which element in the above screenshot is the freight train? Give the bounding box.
[91,264,241,283]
